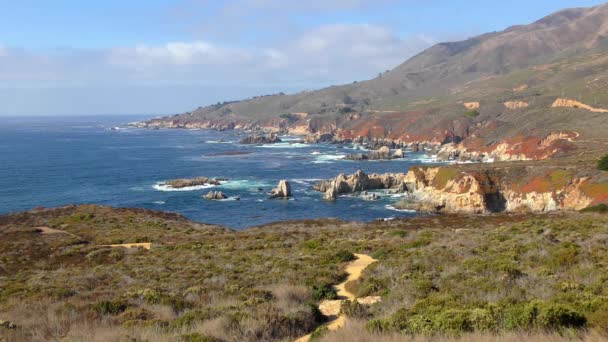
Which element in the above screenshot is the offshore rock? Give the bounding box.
[204,191,227,200]
[315,170,407,200]
[269,180,292,199]
[239,134,282,144]
[165,177,222,189]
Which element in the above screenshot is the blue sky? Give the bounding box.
[0,0,605,116]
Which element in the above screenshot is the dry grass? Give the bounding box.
[1,205,608,341]
[320,320,608,342]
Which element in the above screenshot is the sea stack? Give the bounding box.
[268,180,292,199]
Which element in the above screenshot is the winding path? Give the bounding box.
[295,253,378,342]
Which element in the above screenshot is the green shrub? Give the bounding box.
[390,230,408,238]
[310,325,328,340]
[311,284,337,301]
[334,250,356,262]
[179,333,223,342]
[536,303,587,329]
[372,248,388,260]
[340,300,369,318]
[366,318,393,333]
[581,204,608,213]
[465,110,480,118]
[597,154,608,171]
[433,309,474,334]
[93,300,128,315]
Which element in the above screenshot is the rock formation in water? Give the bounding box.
[164,177,223,189]
[239,134,282,144]
[315,170,407,201]
[344,146,405,161]
[268,180,292,199]
[204,191,227,200]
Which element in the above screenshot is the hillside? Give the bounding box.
[141,3,608,162]
[2,205,608,341]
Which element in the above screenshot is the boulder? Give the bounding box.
[204,191,227,200]
[239,134,282,144]
[268,180,292,199]
[393,148,405,158]
[361,191,381,201]
[324,186,338,201]
[0,320,16,330]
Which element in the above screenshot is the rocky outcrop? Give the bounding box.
[268,180,292,199]
[164,177,223,189]
[504,101,529,109]
[315,170,407,201]
[0,320,17,330]
[464,102,480,110]
[399,166,603,214]
[551,98,608,113]
[204,191,227,200]
[239,134,282,144]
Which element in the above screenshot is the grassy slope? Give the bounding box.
[1,205,608,341]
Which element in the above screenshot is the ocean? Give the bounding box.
[0,115,444,229]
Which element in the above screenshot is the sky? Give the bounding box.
[0,0,606,116]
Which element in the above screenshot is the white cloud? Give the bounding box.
[109,41,251,66]
[0,24,436,87]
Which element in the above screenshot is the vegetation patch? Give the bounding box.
[598,154,608,171]
[431,168,460,189]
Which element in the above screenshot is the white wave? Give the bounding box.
[260,142,309,148]
[385,204,416,213]
[217,197,241,202]
[204,140,236,144]
[312,154,347,164]
[292,178,323,185]
[220,179,272,190]
[153,182,218,192]
[311,151,322,155]
[279,136,302,142]
[153,201,166,205]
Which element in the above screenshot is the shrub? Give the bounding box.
[366,318,393,333]
[581,204,608,213]
[536,303,587,329]
[93,300,129,315]
[310,325,328,340]
[465,110,480,118]
[390,230,408,238]
[334,250,356,262]
[179,333,223,342]
[340,300,369,319]
[311,283,337,301]
[598,154,608,171]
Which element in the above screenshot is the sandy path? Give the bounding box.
[34,226,81,239]
[33,227,151,250]
[102,243,152,250]
[295,253,377,342]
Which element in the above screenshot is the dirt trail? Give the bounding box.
[295,253,377,342]
[102,243,152,250]
[33,226,151,250]
[34,226,81,239]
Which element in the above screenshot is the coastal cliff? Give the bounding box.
[398,165,608,214]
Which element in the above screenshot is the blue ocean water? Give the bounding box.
[0,115,443,229]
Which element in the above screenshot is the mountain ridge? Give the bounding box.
[141,3,608,162]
